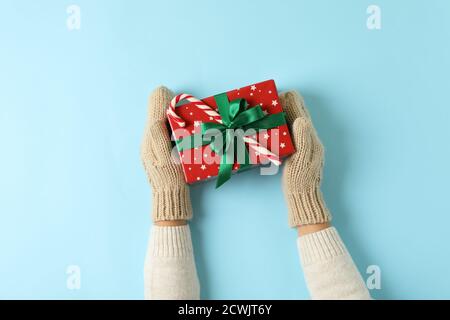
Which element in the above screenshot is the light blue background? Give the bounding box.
[1,0,449,299]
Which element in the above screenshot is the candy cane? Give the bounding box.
[167,93,222,127]
[243,136,281,166]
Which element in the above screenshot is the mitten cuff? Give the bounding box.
[152,187,193,222]
[286,188,332,227]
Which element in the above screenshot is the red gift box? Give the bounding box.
[167,80,295,186]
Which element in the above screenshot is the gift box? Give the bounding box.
[166,80,295,187]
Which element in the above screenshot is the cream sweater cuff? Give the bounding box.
[149,225,194,257]
[297,227,347,266]
[145,225,200,300]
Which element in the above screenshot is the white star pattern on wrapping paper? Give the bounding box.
[174,83,285,180]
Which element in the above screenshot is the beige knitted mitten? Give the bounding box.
[141,86,193,222]
[279,91,331,227]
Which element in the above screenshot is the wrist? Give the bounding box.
[154,220,187,226]
[297,222,331,237]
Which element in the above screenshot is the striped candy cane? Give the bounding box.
[243,136,281,166]
[167,93,222,127]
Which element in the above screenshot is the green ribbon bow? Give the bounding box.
[176,93,286,188]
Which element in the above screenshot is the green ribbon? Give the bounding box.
[176,93,286,188]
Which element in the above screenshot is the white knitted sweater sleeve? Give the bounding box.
[297,227,371,299]
[144,225,370,300]
[144,225,200,300]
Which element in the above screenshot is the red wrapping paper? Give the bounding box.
[167,79,295,184]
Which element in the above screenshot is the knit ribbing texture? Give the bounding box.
[297,227,346,266]
[149,225,194,257]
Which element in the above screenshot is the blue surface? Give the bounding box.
[1,0,449,299]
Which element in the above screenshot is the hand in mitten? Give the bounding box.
[279,91,331,228]
[141,86,192,223]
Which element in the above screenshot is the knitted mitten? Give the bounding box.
[279,91,331,227]
[141,86,193,222]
